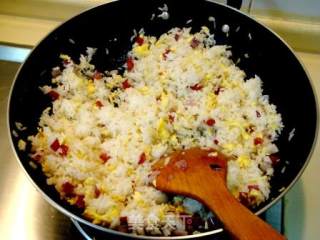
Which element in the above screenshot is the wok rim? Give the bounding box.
[7,0,319,238]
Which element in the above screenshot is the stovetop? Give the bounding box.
[0,48,283,240]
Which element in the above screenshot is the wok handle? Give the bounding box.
[226,0,242,9]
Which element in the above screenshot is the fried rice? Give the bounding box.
[28,27,283,236]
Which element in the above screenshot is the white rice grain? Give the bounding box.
[288,128,295,141]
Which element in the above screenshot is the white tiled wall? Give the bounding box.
[214,0,320,21]
[252,0,320,19]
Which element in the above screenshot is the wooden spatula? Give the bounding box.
[153,147,286,240]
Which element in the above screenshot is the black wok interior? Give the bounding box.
[9,0,317,237]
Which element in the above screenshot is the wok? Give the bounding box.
[8,0,318,239]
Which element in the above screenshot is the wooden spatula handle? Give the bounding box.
[203,178,286,240]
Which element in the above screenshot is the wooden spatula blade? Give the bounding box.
[154,147,286,240]
[154,148,227,200]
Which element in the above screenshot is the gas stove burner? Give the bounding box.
[71,219,92,240]
[71,218,226,240]
[70,201,283,240]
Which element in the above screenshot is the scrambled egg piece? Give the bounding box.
[160,92,169,109]
[170,134,178,146]
[59,54,70,60]
[18,139,26,151]
[237,155,251,168]
[138,86,149,95]
[133,191,146,207]
[133,43,150,58]
[206,93,217,109]
[223,143,235,152]
[87,81,95,94]
[157,118,170,141]
[85,206,120,224]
